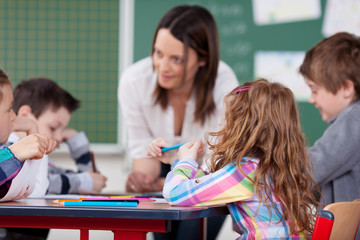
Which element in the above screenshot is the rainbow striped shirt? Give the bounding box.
[163,157,307,240]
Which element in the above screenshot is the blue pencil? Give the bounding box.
[161,142,186,152]
[59,201,137,207]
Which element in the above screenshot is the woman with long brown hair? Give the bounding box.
[157,79,320,239]
[118,5,238,240]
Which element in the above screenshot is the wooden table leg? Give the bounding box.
[80,229,89,240]
[113,230,147,240]
[200,217,207,240]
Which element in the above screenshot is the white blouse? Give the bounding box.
[118,57,238,170]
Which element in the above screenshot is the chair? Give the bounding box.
[311,199,360,240]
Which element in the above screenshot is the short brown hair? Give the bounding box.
[152,5,220,125]
[0,69,12,104]
[12,77,80,118]
[299,32,360,100]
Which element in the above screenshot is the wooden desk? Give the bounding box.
[0,198,228,240]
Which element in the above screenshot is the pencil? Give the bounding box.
[82,199,139,203]
[109,196,133,198]
[59,201,138,207]
[52,198,151,203]
[110,196,153,201]
[90,150,97,172]
[53,199,139,203]
[52,199,81,203]
[161,142,186,152]
[82,197,149,201]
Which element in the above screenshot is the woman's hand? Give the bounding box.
[146,137,177,165]
[146,137,166,157]
[177,139,204,161]
[125,171,155,193]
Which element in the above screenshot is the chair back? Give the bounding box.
[312,199,360,240]
[311,210,334,240]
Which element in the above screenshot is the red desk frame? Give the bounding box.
[0,198,228,240]
[1,215,168,240]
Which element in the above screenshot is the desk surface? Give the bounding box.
[0,198,229,220]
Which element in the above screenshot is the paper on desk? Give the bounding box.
[0,155,48,202]
[27,154,49,198]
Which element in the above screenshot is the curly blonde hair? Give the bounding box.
[207,78,320,235]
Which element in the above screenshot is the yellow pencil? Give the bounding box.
[109,196,133,198]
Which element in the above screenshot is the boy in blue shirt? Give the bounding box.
[299,32,360,205]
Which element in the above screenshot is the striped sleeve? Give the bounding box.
[47,165,92,194]
[0,147,23,196]
[66,131,93,172]
[163,157,256,207]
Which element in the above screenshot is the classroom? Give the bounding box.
[0,0,359,240]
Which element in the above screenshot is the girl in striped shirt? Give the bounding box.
[148,79,321,239]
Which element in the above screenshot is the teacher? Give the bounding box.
[118,5,238,239]
[119,4,238,193]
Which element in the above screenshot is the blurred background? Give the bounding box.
[1,0,359,239]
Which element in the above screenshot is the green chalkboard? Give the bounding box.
[0,0,119,144]
[134,0,328,145]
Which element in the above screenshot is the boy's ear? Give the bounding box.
[342,79,355,99]
[17,105,34,117]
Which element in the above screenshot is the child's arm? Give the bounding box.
[47,129,108,194]
[62,130,93,172]
[0,148,23,186]
[309,109,360,185]
[164,159,256,207]
[163,141,256,207]
[1,134,56,195]
[47,169,107,194]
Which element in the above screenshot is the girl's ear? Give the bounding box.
[17,105,34,117]
[342,79,355,100]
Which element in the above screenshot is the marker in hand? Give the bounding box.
[161,142,186,153]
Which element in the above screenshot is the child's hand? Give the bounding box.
[61,128,78,142]
[8,134,57,162]
[11,116,39,135]
[86,171,107,193]
[177,139,204,161]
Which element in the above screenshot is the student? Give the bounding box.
[3,77,108,239]
[151,79,320,239]
[299,32,360,205]
[12,77,107,195]
[0,69,57,197]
